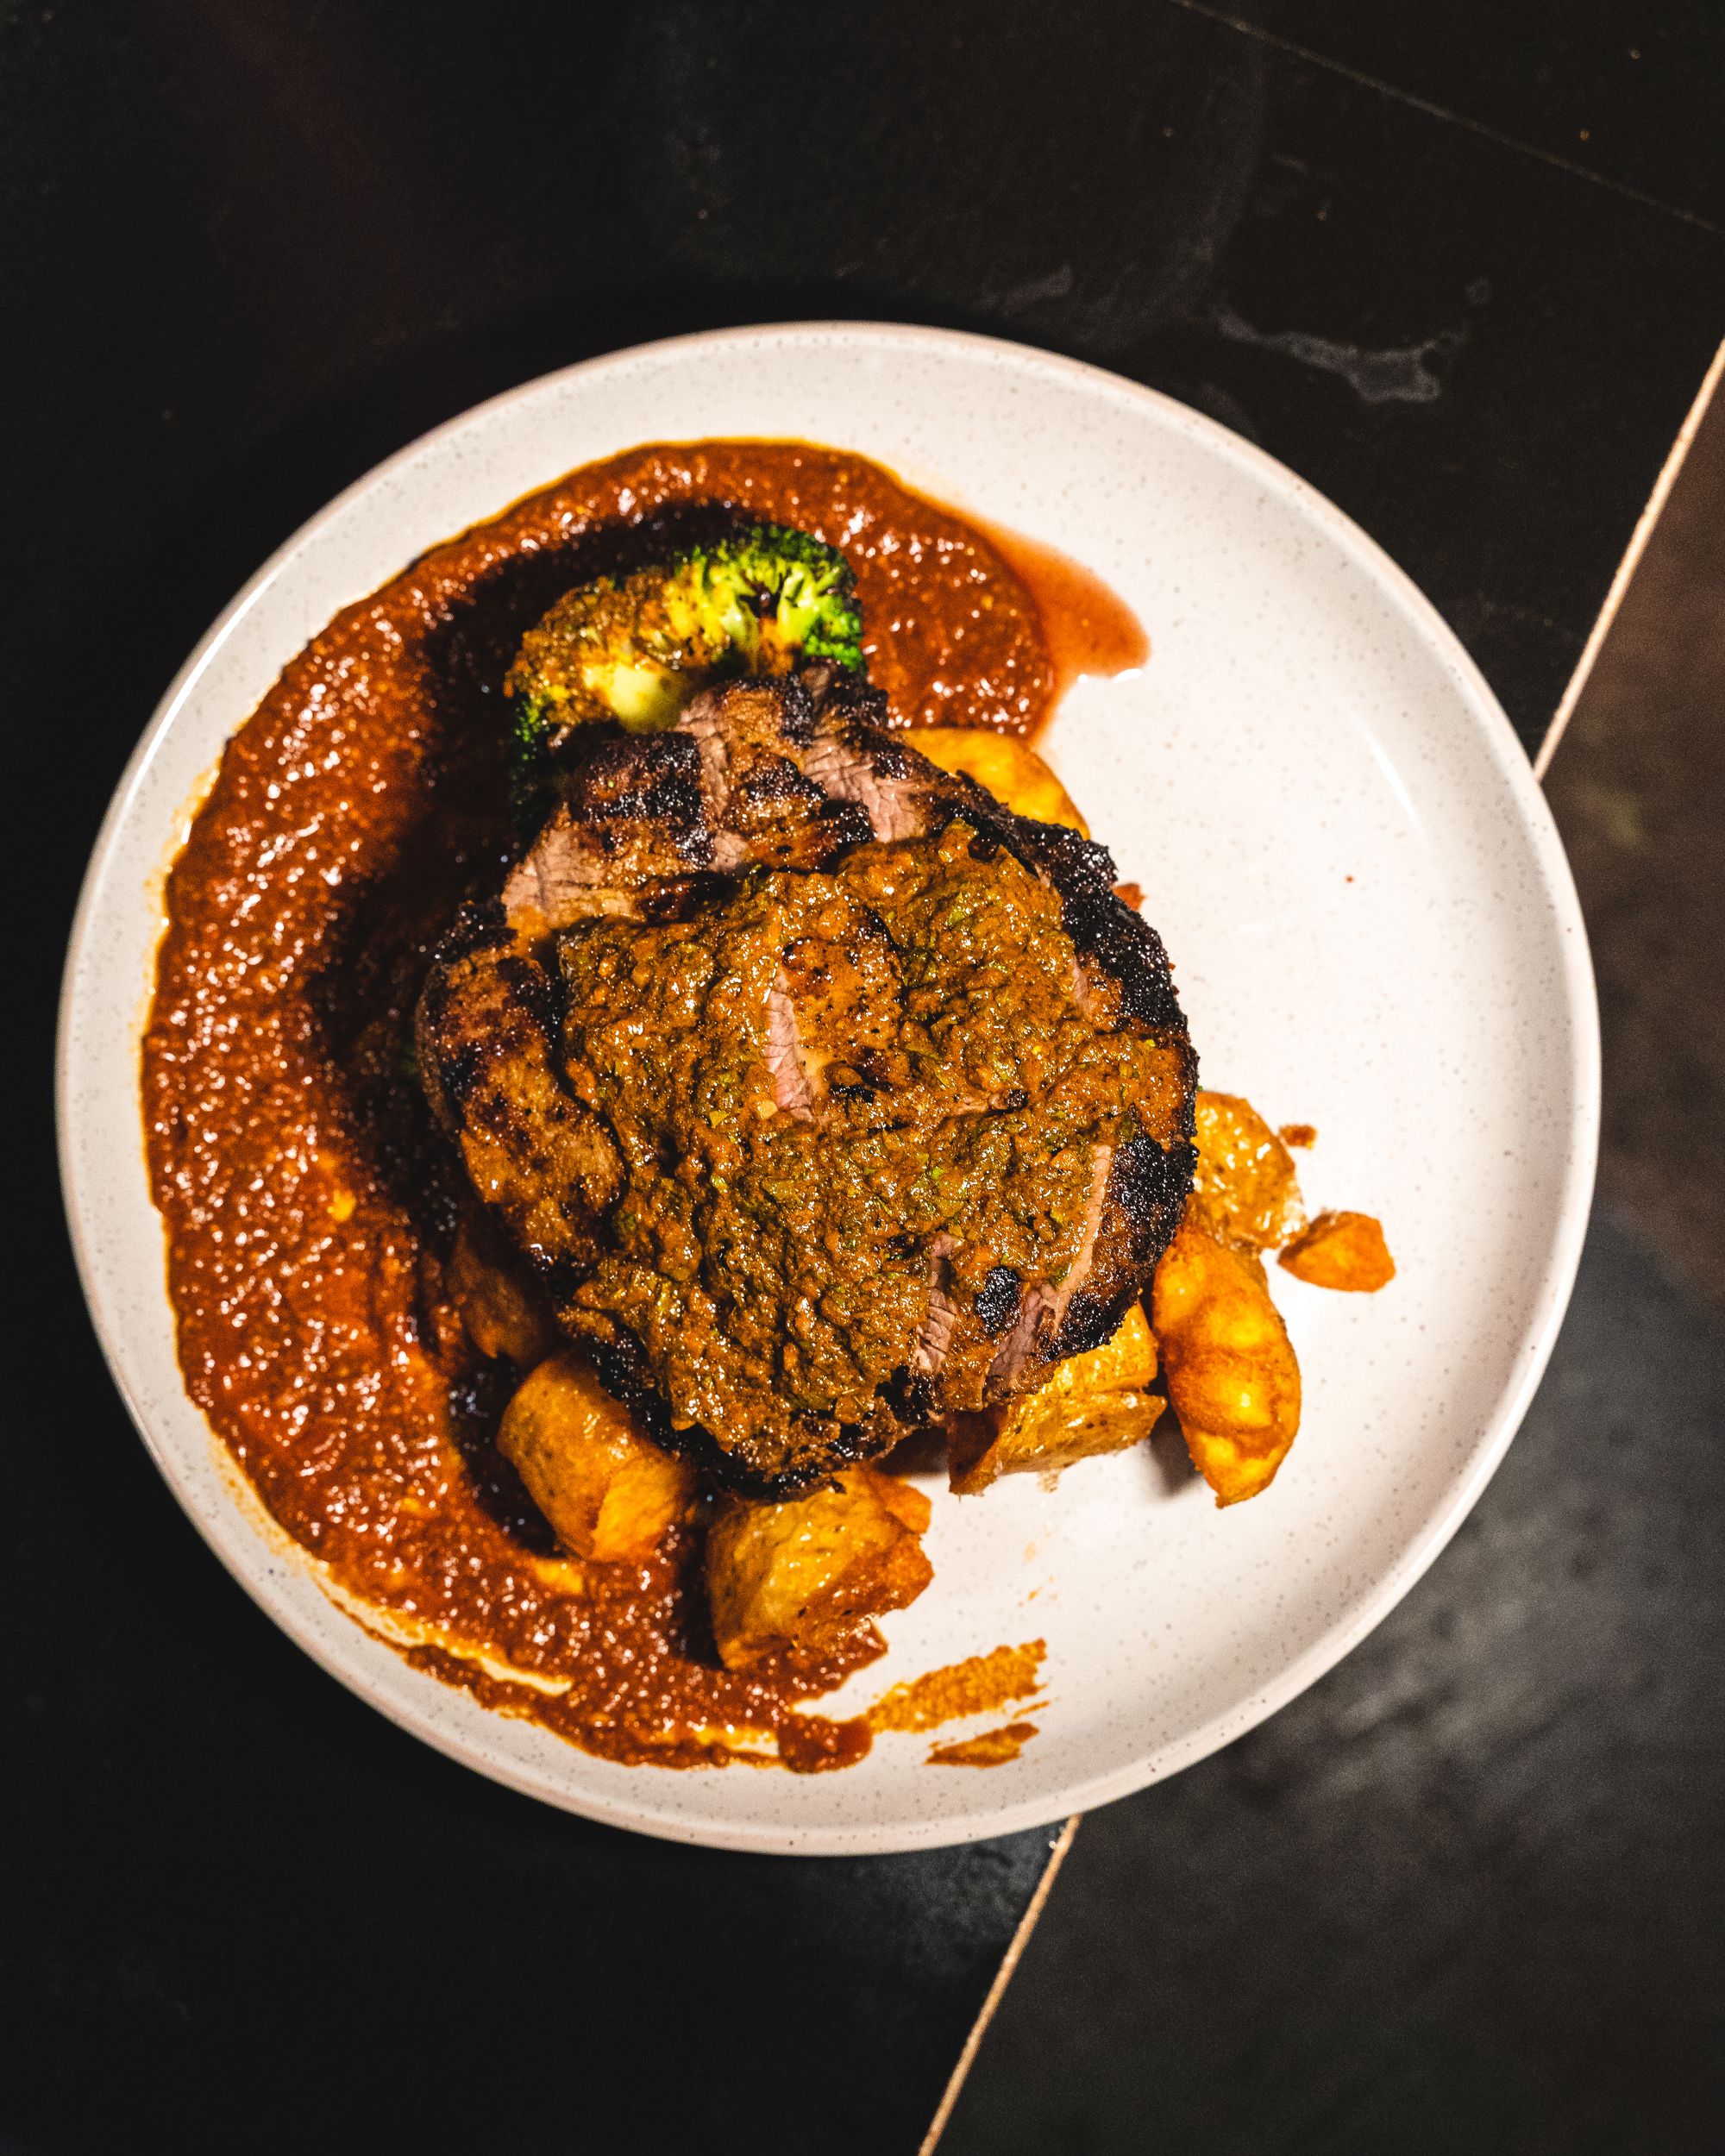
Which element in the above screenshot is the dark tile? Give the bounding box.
[1262,0,1725,228]
[940,1207,1725,2156]
[1112,27,1723,749]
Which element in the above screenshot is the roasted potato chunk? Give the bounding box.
[448,1211,560,1365]
[1280,1210,1396,1293]
[1189,1090,1305,1252]
[950,1304,1163,1493]
[905,728,1089,834]
[498,1351,693,1563]
[706,1466,934,1672]
[1151,1219,1302,1506]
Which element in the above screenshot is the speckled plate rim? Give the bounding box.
[58,323,1599,1854]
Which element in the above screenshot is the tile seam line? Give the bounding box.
[919,1814,1082,2156]
[1159,0,1725,236]
[1535,336,1725,780]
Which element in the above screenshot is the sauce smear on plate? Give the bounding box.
[142,439,1142,1771]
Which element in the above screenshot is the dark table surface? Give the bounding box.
[5,6,1722,2153]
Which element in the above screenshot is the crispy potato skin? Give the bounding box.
[448,1213,561,1365]
[1280,1210,1396,1292]
[1189,1091,1305,1252]
[903,729,1089,834]
[498,1351,694,1562]
[950,1303,1163,1493]
[706,1466,933,1671]
[1152,1220,1302,1506]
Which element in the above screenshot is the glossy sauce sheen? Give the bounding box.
[143,440,1145,1771]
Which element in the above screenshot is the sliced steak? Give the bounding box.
[418,667,1195,1493]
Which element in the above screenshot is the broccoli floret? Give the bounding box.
[505,523,866,756]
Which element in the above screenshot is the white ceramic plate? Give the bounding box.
[59,324,1597,1855]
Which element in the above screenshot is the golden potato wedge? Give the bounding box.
[905,728,1089,834]
[706,1466,934,1672]
[1151,1219,1302,1507]
[1280,1210,1396,1293]
[1189,1091,1305,1252]
[950,1303,1163,1494]
[448,1212,560,1365]
[498,1351,693,1563]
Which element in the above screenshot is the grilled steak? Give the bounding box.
[418,666,1196,1494]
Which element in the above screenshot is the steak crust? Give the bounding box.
[418,668,1195,1493]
